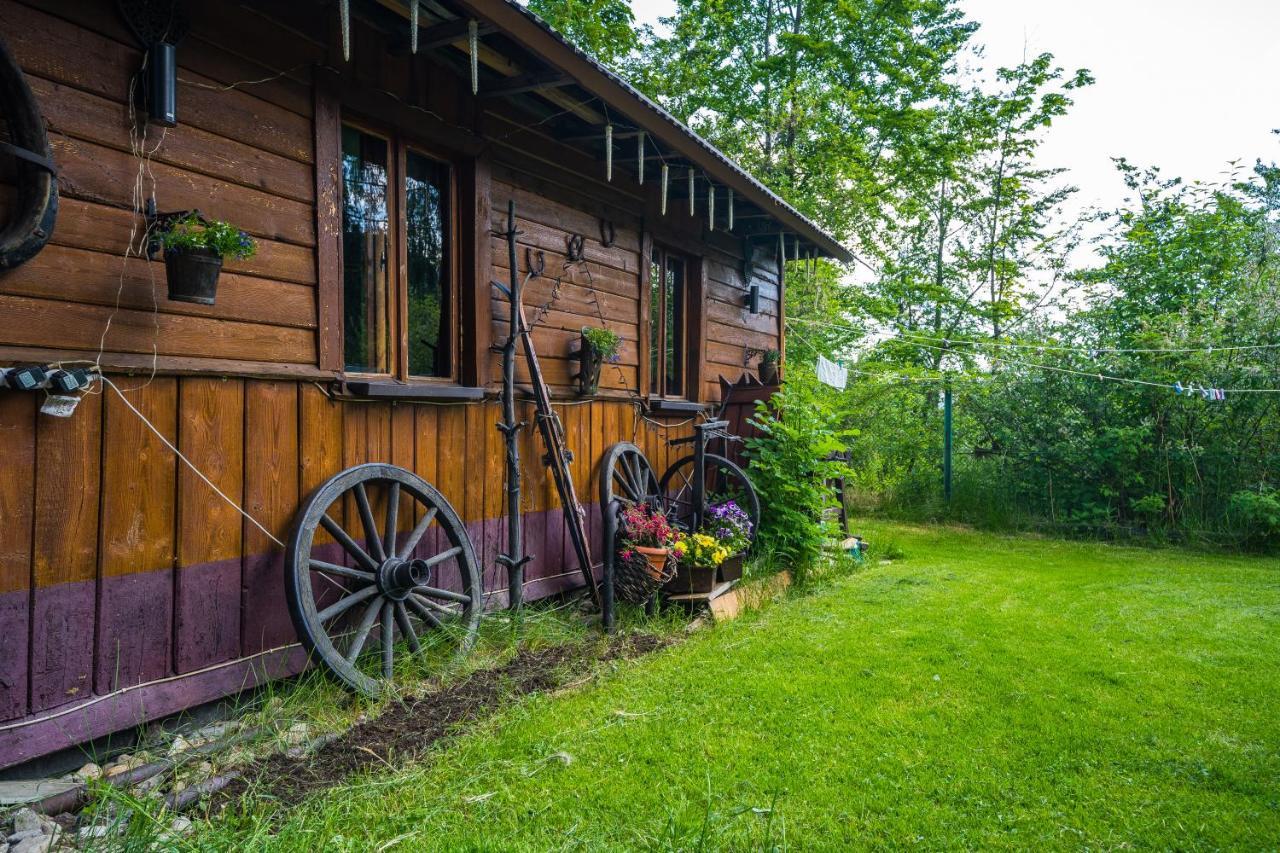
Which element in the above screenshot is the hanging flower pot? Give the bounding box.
[156,214,257,306]
[575,326,621,396]
[759,349,781,385]
[164,247,223,305]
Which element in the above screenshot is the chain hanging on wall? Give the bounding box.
[410,0,419,53]
[687,167,695,216]
[660,164,669,215]
[708,184,715,230]
[727,187,734,231]
[637,133,644,184]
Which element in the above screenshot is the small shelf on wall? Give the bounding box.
[334,380,485,402]
[647,399,706,416]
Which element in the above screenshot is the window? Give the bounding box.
[649,244,687,397]
[341,123,455,379]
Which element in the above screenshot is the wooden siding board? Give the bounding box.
[0,245,316,330]
[175,378,244,673]
[50,198,316,286]
[29,389,101,712]
[0,393,35,720]
[31,75,314,204]
[241,382,299,654]
[52,135,315,247]
[0,294,316,364]
[96,379,177,694]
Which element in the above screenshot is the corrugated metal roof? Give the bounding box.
[483,0,851,263]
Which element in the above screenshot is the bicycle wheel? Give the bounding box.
[659,453,760,545]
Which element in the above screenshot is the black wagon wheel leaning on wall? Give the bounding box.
[285,463,482,697]
[659,454,761,548]
[598,442,664,629]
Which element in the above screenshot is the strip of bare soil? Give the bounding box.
[216,633,670,809]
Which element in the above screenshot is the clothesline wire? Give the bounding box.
[786,317,1280,394]
[791,317,1280,355]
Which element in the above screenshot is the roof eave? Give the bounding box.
[446,0,853,264]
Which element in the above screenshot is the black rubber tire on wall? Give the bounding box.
[0,35,57,269]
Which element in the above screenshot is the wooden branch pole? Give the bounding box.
[493,200,600,609]
[493,200,530,610]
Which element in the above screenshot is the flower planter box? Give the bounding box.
[664,562,718,595]
[717,553,744,583]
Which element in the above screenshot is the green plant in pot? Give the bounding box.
[618,502,682,580]
[157,214,257,305]
[759,348,781,385]
[576,325,621,396]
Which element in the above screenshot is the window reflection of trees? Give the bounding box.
[406,151,449,378]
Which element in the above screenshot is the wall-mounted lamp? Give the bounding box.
[144,42,178,127]
[745,283,761,314]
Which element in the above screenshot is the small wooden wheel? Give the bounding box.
[599,441,662,511]
[659,454,761,545]
[285,463,481,697]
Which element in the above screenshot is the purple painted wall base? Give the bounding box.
[0,646,308,768]
[1,507,593,770]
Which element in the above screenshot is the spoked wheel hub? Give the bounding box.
[376,556,433,602]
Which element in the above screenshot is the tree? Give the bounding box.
[526,0,640,68]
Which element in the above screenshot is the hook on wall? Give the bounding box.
[566,233,585,263]
[525,247,545,278]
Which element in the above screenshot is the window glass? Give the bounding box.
[405,150,451,378]
[665,255,685,396]
[649,245,687,398]
[341,126,391,373]
[650,246,662,395]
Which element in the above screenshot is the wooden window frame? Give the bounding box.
[314,76,491,391]
[642,238,706,404]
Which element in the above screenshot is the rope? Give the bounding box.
[100,375,287,547]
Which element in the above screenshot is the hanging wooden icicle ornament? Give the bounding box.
[660,164,669,214]
[637,133,645,185]
[793,237,800,263]
[605,124,613,181]
[688,168,695,216]
[468,20,479,94]
[727,187,734,230]
[410,1,418,53]
[340,0,350,61]
[708,185,715,230]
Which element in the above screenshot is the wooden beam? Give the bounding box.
[374,1,605,125]
[480,72,573,98]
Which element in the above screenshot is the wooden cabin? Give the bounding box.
[0,0,848,770]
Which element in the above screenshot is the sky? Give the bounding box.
[628,0,1280,219]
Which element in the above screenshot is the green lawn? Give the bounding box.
[196,524,1280,850]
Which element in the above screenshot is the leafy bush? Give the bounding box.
[1227,488,1280,548]
[159,214,257,259]
[744,378,855,579]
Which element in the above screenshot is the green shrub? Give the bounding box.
[745,379,855,580]
[1227,488,1280,548]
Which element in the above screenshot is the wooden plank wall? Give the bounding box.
[0,0,321,366]
[0,383,690,746]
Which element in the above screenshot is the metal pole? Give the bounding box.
[943,384,953,503]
